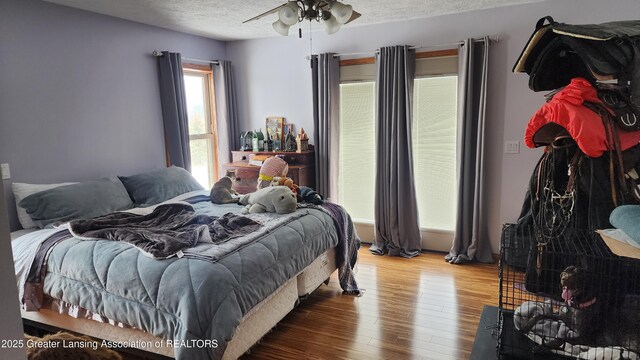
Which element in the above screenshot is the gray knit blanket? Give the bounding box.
[65,203,261,259]
[299,202,361,295]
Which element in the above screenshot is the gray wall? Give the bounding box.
[0,0,226,231]
[226,0,640,253]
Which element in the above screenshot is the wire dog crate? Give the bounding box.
[498,224,640,360]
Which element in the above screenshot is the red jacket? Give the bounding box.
[525,78,640,157]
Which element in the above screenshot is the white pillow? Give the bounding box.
[12,182,76,229]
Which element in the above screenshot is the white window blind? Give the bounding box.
[412,76,458,230]
[338,82,376,222]
[340,63,376,83]
[415,55,457,77]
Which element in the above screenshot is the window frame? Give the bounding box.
[182,63,219,186]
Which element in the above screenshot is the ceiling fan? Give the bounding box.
[243,0,361,36]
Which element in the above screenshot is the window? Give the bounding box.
[338,51,457,231]
[412,76,458,230]
[338,82,376,222]
[183,66,218,188]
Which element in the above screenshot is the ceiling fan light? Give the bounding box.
[278,2,299,26]
[272,20,290,36]
[323,15,341,34]
[345,10,361,24]
[330,2,353,24]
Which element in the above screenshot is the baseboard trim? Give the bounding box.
[354,222,453,252]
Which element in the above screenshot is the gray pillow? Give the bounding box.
[19,177,134,228]
[118,166,204,207]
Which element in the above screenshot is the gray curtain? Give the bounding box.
[370,45,422,258]
[157,51,191,172]
[445,37,493,264]
[213,60,240,179]
[311,53,340,200]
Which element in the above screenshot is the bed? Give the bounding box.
[10,167,359,359]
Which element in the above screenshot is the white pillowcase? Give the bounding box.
[12,182,76,229]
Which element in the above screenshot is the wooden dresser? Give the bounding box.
[224,151,315,194]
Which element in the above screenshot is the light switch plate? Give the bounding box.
[1,163,10,180]
[504,141,520,154]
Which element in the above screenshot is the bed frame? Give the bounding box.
[21,247,337,359]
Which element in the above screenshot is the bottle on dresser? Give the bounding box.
[257,128,265,151]
[273,132,281,151]
[252,130,259,152]
[266,129,274,151]
[285,128,296,152]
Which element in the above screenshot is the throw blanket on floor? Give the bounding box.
[62,203,261,259]
[299,202,361,295]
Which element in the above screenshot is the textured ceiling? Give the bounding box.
[42,0,544,41]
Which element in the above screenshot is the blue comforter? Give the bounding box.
[39,203,340,359]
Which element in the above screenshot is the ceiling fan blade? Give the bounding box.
[344,10,361,24]
[242,4,286,23]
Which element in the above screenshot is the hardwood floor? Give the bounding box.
[242,244,500,360]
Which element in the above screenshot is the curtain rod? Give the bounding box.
[152,51,219,65]
[328,35,500,59]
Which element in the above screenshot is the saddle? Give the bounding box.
[513,16,640,109]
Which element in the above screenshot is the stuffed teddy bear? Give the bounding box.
[239,186,297,214]
[270,176,300,195]
[257,157,289,190]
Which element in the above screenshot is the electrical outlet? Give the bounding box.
[1,163,10,180]
[504,141,520,154]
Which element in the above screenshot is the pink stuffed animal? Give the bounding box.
[257,157,289,190]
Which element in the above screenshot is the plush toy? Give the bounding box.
[239,186,297,214]
[299,186,324,205]
[270,176,300,195]
[257,157,289,190]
